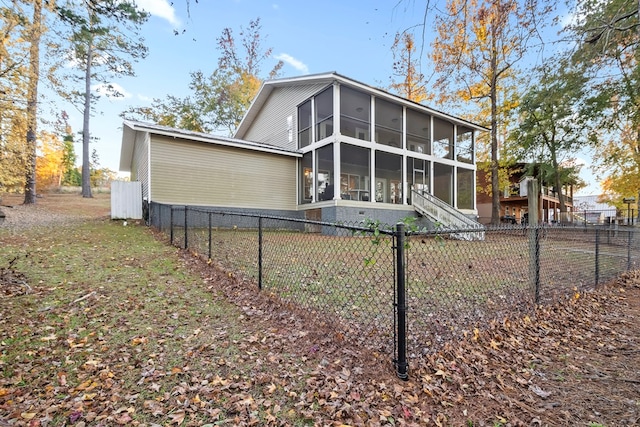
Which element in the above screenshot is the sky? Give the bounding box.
[47,0,602,196]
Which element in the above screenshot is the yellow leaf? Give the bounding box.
[82,392,97,401]
[75,379,93,390]
[192,394,205,407]
[489,339,500,350]
[131,337,148,346]
[21,412,37,420]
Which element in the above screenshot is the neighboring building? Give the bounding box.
[120,72,487,228]
[573,195,619,224]
[477,163,575,224]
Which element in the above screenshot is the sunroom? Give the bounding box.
[296,82,479,219]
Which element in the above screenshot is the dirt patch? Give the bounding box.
[0,192,111,230]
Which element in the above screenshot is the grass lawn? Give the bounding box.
[0,194,386,426]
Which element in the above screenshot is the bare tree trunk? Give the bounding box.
[81,40,93,198]
[24,0,43,205]
[490,28,500,225]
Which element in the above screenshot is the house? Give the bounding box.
[476,163,576,224]
[120,72,487,230]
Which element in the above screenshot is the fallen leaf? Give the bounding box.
[169,410,186,425]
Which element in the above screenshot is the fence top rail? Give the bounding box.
[153,202,640,238]
[154,202,397,236]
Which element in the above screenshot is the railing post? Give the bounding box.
[595,228,600,287]
[258,217,263,290]
[208,212,213,261]
[394,222,408,380]
[184,206,188,249]
[170,206,174,246]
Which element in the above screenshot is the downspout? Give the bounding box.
[146,132,151,202]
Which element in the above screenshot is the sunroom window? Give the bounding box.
[297,100,312,148]
[316,144,334,201]
[300,152,312,204]
[375,98,402,148]
[340,86,371,141]
[433,117,454,160]
[315,87,333,142]
[406,109,431,155]
[340,144,370,201]
[456,125,474,164]
[375,151,402,203]
[457,167,474,209]
[434,163,453,205]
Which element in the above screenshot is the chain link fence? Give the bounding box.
[149,202,640,378]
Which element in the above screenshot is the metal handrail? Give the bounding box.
[411,189,485,240]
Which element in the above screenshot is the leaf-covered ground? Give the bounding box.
[0,193,638,426]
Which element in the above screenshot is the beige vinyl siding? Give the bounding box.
[150,136,297,209]
[131,131,150,199]
[243,83,329,151]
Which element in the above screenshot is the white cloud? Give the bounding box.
[136,0,181,27]
[92,82,132,100]
[137,94,153,102]
[274,53,309,74]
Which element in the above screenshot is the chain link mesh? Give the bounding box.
[149,203,640,364]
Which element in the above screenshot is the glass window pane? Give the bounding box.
[340,86,371,140]
[457,167,474,209]
[298,100,312,148]
[340,144,370,201]
[315,87,333,142]
[316,144,334,201]
[434,163,453,205]
[375,98,402,148]
[456,125,474,164]
[433,117,453,159]
[375,151,402,204]
[406,109,431,154]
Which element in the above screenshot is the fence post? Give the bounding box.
[208,212,213,261]
[258,217,263,291]
[595,228,600,287]
[532,228,541,303]
[527,179,540,303]
[170,206,174,246]
[184,206,188,249]
[628,230,632,271]
[394,222,408,380]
